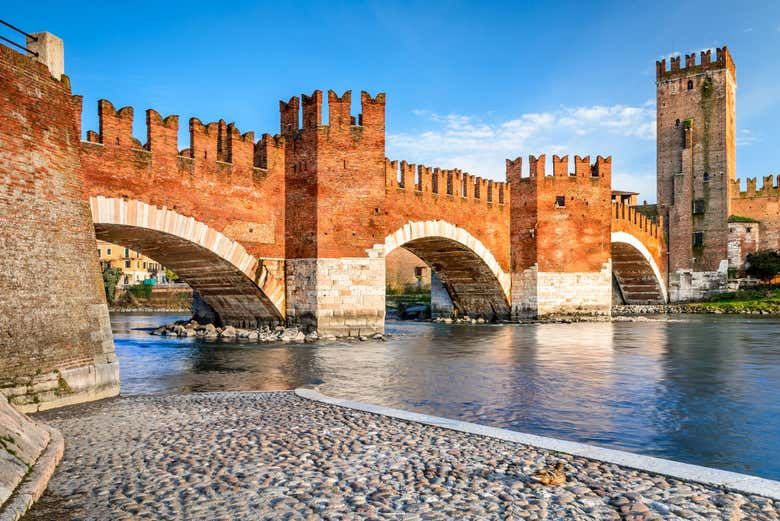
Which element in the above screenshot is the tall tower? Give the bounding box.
[656,47,736,298]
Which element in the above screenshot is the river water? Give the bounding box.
[111,312,780,481]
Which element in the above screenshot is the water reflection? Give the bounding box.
[110,313,780,480]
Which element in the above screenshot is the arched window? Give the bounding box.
[687,80,694,90]
[703,172,710,183]
[675,119,680,128]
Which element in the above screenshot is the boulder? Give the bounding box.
[219,326,237,338]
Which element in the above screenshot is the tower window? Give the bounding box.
[687,80,694,90]
[675,119,680,128]
[693,232,704,247]
[693,199,705,214]
[555,195,566,208]
[703,172,710,182]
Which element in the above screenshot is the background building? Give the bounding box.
[97,240,167,286]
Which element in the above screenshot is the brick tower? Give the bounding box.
[656,47,736,300]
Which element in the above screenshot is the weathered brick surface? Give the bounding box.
[656,48,736,274]
[727,221,760,269]
[2,36,690,341]
[730,176,780,252]
[0,44,117,407]
[611,203,667,304]
[508,155,614,317]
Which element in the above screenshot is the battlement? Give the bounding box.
[385,158,507,206]
[731,175,780,198]
[82,99,284,175]
[613,202,663,241]
[278,89,386,136]
[656,47,735,81]
[505,154,612,185]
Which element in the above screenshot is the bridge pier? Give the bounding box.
[285,255,386,337]
[507,155,614,319]
[511,264,613,319]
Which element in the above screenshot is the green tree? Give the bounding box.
[746,250,780,282]
[102,266,123,302]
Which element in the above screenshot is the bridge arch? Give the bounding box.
[90,196,284,326]
[383,220,511,320]
[611,231,667,304]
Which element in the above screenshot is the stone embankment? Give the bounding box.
[613,304,779,316]
[0,395,63,521]
[152,320,385,343]
[110,306,191,313]
[23,392,779,520]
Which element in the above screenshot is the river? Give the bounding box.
[110,312,780,481]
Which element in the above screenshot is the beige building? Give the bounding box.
[385,248,431,292]
[97,240,166,286]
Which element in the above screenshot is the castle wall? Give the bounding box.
[508,155,613,317]
[0,42,118,411]
[80,103,287,262]
[731,176,780,253]
[282,91,388,335]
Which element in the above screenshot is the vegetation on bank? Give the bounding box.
[688,284,780,314]
[386,286,431,319]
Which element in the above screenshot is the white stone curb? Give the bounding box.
[295,388,780,500]
[0,426,64,521]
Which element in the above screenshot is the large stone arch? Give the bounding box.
[611,231,667,304]
[383,220,511,320]
[90,196,285,326]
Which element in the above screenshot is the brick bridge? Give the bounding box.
[1,39,667,340]
[2,36,670,409]
[80,91,667,335]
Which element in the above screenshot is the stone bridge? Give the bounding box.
[79,92,667,335]
[1,34,668,409]
[3,37,668,340]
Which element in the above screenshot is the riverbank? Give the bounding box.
[23,391,779,520]
[616,285,780,316]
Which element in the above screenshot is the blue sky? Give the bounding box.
[4,1,780,201]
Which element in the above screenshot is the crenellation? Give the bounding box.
[574,155,590,177]
[301,90,323,129]
[656,46,735,81]
[255,133,285,171]
[327,90,351,129]
[225,123,255,172]
[552,155,568,177]
[98,99,134,147]
[279,96,300,135]
[360,91,386,133]
[529,155,545,177]
[189,118,222,166]
[145,109,178,157]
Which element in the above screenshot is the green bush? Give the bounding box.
[102,267,123,302]
[746,251,780,282]
[127,283,153,299]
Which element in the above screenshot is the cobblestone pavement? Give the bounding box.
[23,392,779,520]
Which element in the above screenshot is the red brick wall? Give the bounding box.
[656,48,736,272]
[384,160,510,270]
[80,101,287,261]
[510,155,612,273]
[0,44,112,381]
[283,90,388,259]
[611,203,666,275]
[731,176,780,251]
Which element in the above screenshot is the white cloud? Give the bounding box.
[737,129,758,147]
[387,103,658,201]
